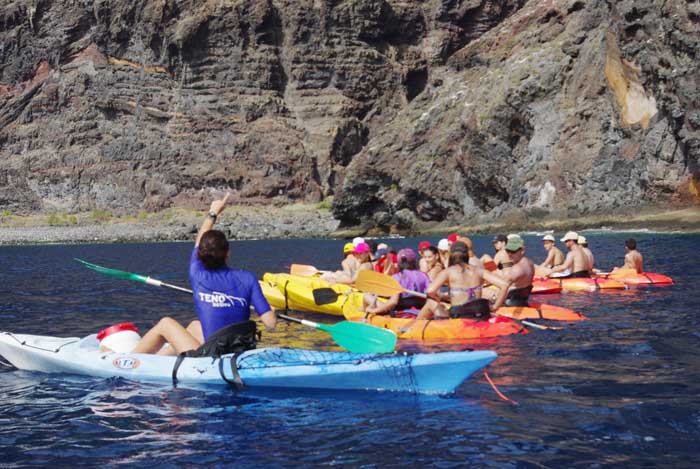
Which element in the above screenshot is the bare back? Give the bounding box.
[501,256,535,289]
[624,250,643,273]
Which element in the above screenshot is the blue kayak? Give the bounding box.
[0,332,497,394]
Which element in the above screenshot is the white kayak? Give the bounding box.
[0,332,497,394]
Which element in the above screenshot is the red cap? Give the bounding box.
[96,322,139,341]
[447,233,458,243]
[418,241,431,251]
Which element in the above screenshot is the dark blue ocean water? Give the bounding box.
[1,232,699,467]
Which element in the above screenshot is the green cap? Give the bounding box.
[505,234,524,252]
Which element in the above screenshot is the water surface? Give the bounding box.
[1,233,699,467]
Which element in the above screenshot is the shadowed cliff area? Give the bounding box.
[1,0,698,234]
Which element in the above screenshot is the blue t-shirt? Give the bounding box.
[189,247,271,340]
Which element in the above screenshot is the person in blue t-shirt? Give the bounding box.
[130,194,276,355]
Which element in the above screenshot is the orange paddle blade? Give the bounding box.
[483,260,497,271]
[356,270,403,297]
[290,264,320,277]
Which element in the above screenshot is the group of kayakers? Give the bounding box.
[340,230,645,321]
[106,194,645,358]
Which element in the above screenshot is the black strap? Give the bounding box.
[421,319,432,340]
[219,352,245,390]
[283,280,290,313]
[172,353,186,386]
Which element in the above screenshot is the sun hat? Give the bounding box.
[397,248,417,263]
[542,234,555,242]
[505,234,525,252]
[447,233,458,243]
[492,234,508,243]
[343,242,355,253]
[577,235,587,245]
[352,237,365,247]
[437,239,449,251]
[561,231,578,242]
[353,242,370,254]
[418,241,431,251]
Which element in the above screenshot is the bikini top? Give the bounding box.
[449,284,482,302]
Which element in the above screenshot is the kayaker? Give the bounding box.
[480,234,510,269]
[545,231,590,278]
[437,238,450,268]
[421,245,444,281]
[417,241,511,320]
[485,235,535,306]
[578,235,595,274]
[418,240,432,272]
[128,194,276,356]
[537,234,565,275]
[617,238,644,273]
[374,243,398,275]
[362,248,430,315]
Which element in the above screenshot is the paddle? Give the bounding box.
[276,314,396,354]
[290,264,330,277]
[313,287,344,305]
[76,258,397,353]
[355,270,557,331]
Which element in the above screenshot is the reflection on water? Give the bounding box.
[1,234,700,466]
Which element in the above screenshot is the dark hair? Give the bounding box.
[625,238,637,250]
[448,249,469,267]
[366,240,378,254]
[198,230,229,270]
[425,246,439,256]
[397,256,418,272]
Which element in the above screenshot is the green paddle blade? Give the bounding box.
[318,321,397,354]
[75,258,148,283]
[312,288,341,305]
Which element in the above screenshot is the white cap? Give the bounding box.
[578,235,587,244]
[561,231,578,242]
[437,239,449,251]
[542,234,555,242]
[352,237,365,247]
[377,242,389,250]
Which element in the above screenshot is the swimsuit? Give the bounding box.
[503,285,533,307]
[449,285,482,301]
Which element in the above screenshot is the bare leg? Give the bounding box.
[156,320,204,356]
[417,299,438,320]
[131,317,201,355]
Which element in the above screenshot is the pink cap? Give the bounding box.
[418,241,431,251]
[353,242,370,254]
[397,248,417,263]
[447,233,458,243]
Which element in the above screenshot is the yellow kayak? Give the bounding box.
[263,273,363,316]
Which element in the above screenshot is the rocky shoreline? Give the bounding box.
[0,206,698,246]
[0,205,340,245]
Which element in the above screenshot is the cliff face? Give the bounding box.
[0,0,698,228]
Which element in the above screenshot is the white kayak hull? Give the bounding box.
[0,332,497,394]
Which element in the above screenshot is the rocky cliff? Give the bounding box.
[1,0,698,230]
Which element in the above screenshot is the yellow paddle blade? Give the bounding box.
[356,270,403,297]
[290,264,320,277]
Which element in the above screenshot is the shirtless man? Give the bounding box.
[485,234,535,306]
[578,235,595,274]
[539,235,564,269]
[545,231,590,278]
[618,238,644,273]
[480,234,510,269]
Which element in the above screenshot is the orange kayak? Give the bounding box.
[358,314,527,340]
[544,277,626,292]
[594,269,673,286]
[496,302,587,321]
[531,279,563,294]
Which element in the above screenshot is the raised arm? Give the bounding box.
[195,193,230,247]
